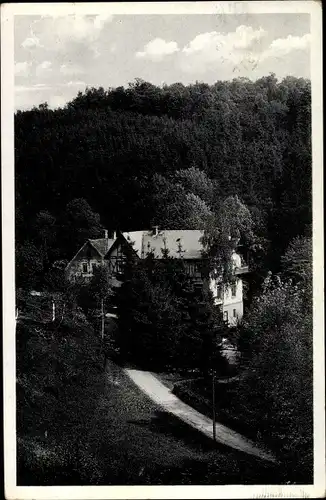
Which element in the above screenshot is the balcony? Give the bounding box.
[191,273,204,285]
[234,265,249,275]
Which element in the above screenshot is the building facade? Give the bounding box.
[65,231,116,283]
[209,252,246,327]
[66,228,249,325]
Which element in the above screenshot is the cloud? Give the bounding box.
[40,60,52,70]
[260,33,311,61]
[180,25,267,73]
[36,60,53,77]
[51,14,104,43]
[136,38,179,61]
[93,41,118,59]
[93,13,113,31]
[48,95,67,109]
[183,26,267,55]
[21,34,42,49]
[60,63,84,76]
[14,80,89,111]
[179,26,311,79]
[65,81,86,87]
[93,47,101,59]
[15,61,32,77]
[15,84,53,93]
[31,13,113,51]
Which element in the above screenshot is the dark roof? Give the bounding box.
[89,238,115,256]
[122,230,204,259]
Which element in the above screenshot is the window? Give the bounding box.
[231,283,237,297]
[91,263,98,273]
[187,263,195,275]
[223,311,228,323]
[110,256,126,274]
[82,263,88,273]
[117,245,124,259]
[194,263,202,276]
[233,309,237,318]
[116,259,125,273]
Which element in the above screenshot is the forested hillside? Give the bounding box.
[15,74,313,485]
[15,74,311,285]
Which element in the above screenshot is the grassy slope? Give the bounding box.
[16,318,282,485]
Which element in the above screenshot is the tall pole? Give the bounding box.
[101,298,105,341]
[212,369,216,442]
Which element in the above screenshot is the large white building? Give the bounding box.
[66,228,249,326]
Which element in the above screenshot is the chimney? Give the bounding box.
[104,229,108,239]
[113,230,117,239]
[153,225,159,236]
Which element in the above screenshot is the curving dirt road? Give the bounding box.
[85,358,280,485]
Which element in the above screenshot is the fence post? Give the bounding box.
[61,302,66,322]
[52,300,56,322]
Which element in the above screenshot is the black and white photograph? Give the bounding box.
[2,1,324,498]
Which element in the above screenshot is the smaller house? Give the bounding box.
[65,230,116,282]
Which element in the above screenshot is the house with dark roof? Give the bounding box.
[65,230,117,282]
[66,227,249,326]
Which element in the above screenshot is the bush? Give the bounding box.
[116,255,225,373]
[17,437,103,485]
[236,274,313,482]
[16,313,105,485]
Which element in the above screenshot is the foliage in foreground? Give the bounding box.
[115,253,226,373]
[171,236,313,483]
[16,308,282,486]
[16,312,105,485]
[235,237,313,482]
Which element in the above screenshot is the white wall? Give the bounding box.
[223,300,243,326]
[231,251,242,269]
[209,274,243,326]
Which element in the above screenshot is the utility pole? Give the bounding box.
[212,368,216,442]
[101,298,105,341]
[101,297,106,370]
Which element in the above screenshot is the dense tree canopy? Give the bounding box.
[15,75,313,485]
[115,252,224,373]
[15,75,311,285]
[236,269,313,481]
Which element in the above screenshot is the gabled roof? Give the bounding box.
[66,238,116,270]
[122,230,205,260]
[90,238,115,256]
[122,231,147,257]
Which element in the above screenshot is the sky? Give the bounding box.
[14,12,311,110]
